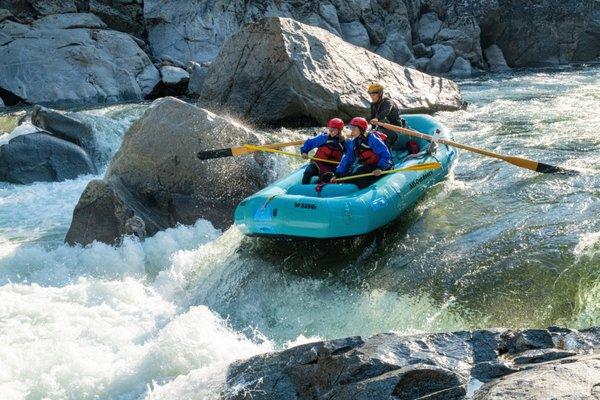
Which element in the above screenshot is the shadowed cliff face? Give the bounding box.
[143,0,600,76]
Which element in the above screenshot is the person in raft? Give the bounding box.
[368,83,419,154]
[300,118,347,184]
[331,117,393,189]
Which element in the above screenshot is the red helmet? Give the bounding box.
[349,117,368,132]
[327,118,344,129]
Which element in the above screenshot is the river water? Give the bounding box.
[0,67,599,398]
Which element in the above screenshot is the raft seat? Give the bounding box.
[286,183,359,198]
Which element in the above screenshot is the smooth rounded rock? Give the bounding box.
[0,132,96,184]
[0,18,159,107]
[427,44,456,74]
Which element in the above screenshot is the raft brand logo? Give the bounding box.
[295,202,317,210]
[409,170,435,189]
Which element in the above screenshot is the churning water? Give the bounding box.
[0,67,599,398]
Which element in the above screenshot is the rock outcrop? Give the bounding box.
[0,131,96,184]
[200,17,463,127]
[225,326,600,399]
[0,0,145,37]
[65,97,275,245]
[474,353,600,399]
[484,45,510,72]
[143,0,424,68]
[0,14,159,107]
[425,0,600,69]
[143,0,600,77]
[482,0,600,67]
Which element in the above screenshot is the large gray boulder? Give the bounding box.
[200,17,463,126]
[65,97,275,245]
[225,326,600,399]
[0,132,96,184]
[0,15,159,107]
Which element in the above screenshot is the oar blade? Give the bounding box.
[197,148,233,160]
[535,162,578,175]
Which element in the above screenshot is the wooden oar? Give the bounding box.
[377,122,573,174]
[336,162,441,182]
[243,144,339,165]
[197,140,305,160]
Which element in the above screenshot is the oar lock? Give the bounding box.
[427,129,441,154]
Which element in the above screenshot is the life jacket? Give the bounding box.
[313,138,344,175]
[314,139,344,162]
[356,132,386,166]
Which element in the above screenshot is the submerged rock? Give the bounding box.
[201,17,463,127]
[0,17,159,107]
[0,132,96,184]
[65,97,274,245]
[225,326,600,399]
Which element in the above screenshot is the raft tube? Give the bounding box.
[234,115,457,239]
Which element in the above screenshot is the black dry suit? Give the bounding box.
[370,96,411,150]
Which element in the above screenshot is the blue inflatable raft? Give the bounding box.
[234,115,457,239]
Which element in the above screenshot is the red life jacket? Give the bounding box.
[356,132,387,166]
[314,139,344,174]
[314,139,344,162]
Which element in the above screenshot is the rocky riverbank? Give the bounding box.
[0,1,598,109]
[225,326,600,399]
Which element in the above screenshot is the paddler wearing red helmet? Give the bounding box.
[300,118,347,184]
[331,117,393,189]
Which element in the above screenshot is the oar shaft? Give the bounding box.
[336,162,441,182]
[243,145,339,165]
[197,140,305,160]
[378,122,566,174]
